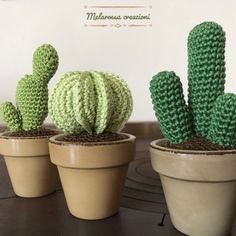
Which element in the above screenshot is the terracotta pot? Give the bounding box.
[150,139,236,236]
[49,133,135,220]
[0,132,58,198]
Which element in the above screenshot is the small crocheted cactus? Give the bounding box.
[188,22,226,136]
[49,71,132,135]
[150,21,236,148]
[208,94,236,148]
[150,71,194,144]
[0,44,59,132]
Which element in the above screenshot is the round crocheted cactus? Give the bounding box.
[188,21,226,136]
[49,71,133,135]
[0,44,59,132]
[150,71,194,144]
[208,94,236,148]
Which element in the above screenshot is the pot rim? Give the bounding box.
[150,138,236,155]
[49,132,136,168]
[49,132,136,147]
[0,131,57,140]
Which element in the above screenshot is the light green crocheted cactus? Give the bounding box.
[150,71,194,144]
[49,71,133,135]
[0,44,59,132]
[150,21,236,148]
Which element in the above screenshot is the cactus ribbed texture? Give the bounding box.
[208,94,236,148]
[0,44,59,132]
[49,71,132,135]
[188,21,226,136]
[150,71,194,144]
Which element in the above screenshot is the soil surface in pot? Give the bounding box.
[163,136,235,151]
[61,132,128,143]
[6,128,59,138]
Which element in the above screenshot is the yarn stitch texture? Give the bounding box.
[188,21,225,136]
[207,93,236,147]
[49,71,133,135]
[150,21,236,148]
[150,71,194,144]
[0,44,59,132]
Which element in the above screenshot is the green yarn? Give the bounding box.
[0,44,59,132]
[49,71,133,135]
[0,102,22,132]
[149,21,236,147]
[150,71,194,144]
[33,44,59,83]
[188,21,226,136]
[208,94,236,148]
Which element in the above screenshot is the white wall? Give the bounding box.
[0,0,236,123]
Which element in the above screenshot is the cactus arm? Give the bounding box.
[103,72,133,132]
[188,21,226,136]
[207,93,236,148]
[150,71,194,144]
[0,102,22,132]
[90,71,112,134]
[32,44,59,83]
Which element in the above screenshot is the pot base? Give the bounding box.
[4,155,58,198]
[58,164,128,220]
[160,175,236,236]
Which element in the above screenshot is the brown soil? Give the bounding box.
[6,128,59,138]
[61,132,128,143]
[164,136,235,151]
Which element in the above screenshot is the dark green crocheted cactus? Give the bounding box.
[150,71,194,144]
[188,22,226,136]
[150,21,236,148]
[207,94,236,148]
[0,44,59,132]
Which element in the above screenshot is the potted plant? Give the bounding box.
[48,71,135,220]
[0,44,59,198]
[149,21,236,236]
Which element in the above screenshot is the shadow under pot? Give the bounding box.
[49,133,136,220]
[0,132,58,198]
[149,139,236,236]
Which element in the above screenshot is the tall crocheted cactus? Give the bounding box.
[150,21,236,148]
[150,71,194,144]
[49,71,132,135]
[0,44,59,132]
[188,22,226,136]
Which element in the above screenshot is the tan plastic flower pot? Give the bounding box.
[49,133,135,220]
[0,132,58,198]
[150,139,236,236]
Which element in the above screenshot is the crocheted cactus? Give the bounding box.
[188,22,226,136]
[150,21,236,148]
[208,94,236,148]
[0,44,59,132]
[49,71,132,135]
[150,71,194,144]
